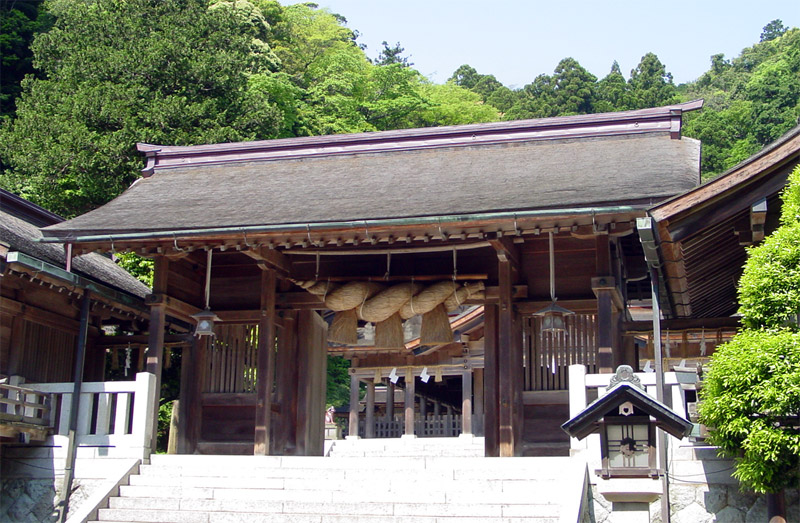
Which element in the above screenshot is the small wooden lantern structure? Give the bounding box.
[561,365,692,478]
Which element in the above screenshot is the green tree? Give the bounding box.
[412,82,499,127]
[551,57,596,115]
[700,165,800,503]
[0,0,283,217]
[628,52,679,109]
[0,0,56,119]
[374,41,411,67]
[595,61,629,112]
[744,30,800,145]
[761,19,787,42]
[326,355,351,407]
[449,64,481,89]
[505,73,557,120]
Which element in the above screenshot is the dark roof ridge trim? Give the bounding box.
[0,188,65,227]
[138,100,703,174]
[5,250,147,311]
[40,204,645,243]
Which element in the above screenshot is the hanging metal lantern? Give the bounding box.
[193,249,219,337]
[533,231,575,332]
[192,308,221,337]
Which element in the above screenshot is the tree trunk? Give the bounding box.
[766,490,786,523]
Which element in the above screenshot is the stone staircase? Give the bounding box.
[327,435,486,458]
[92,447,588,523]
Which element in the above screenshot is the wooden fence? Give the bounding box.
[358,414,463,438]
[0,381,51,441]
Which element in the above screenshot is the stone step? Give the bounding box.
[98,499,561,521]
[118,479,567,504]
[95,454,583,523]
[146,454,570,472]
[96,512,557,523]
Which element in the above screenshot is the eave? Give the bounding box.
[649,124,800,319]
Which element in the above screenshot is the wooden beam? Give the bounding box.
[489,235,520,268]
[145,292,200,323]
[243,246,291,274]
[1,296,81,333]
[622,317,741,333]
[95,334,191,347]
[516,299,598,315]
[254,269,276,455]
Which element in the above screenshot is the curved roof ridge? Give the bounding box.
[138,101,703,173]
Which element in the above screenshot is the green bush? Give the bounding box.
[699,329,800,493]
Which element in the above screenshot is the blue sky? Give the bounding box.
[307,0,799,88]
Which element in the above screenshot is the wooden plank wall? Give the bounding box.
[16,319,75,383]
[524,314,597,391]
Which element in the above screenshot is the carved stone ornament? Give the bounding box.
[606,365,644,391]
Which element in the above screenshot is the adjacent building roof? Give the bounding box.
[0,190,150,299]
[648,124,800,318]
[40,102,702,243]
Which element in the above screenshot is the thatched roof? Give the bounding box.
[41,103,702,241]
[0,190,150,298]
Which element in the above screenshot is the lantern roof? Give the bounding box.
[561,373,692,441]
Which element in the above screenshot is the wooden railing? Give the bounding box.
[26,372,157,459]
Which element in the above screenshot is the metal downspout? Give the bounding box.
[57,290,91,523]
[638,216,671,522]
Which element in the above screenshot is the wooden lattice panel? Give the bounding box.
[524,314,598,391]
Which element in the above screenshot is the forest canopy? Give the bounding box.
[0,2,798,219]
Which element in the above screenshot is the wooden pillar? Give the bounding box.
[254,269,276,455]
[404,368,415,436]
[419,395,427,419]
[365,380,375,438]
[177,336,204,454]
[462,370,472,435]
[483,304,499,456]
[386,381,395,421]
[348,374,360,438]
[274,310,298,454]
[498,257,521,456]
[434,400,441,417]
[473,368,484,436]
[295,310,327,456]
[595,235,614,373]
[146,256,168,451]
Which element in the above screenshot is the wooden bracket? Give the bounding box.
[591,276,625,311]
[243,247,291,274]
[489,234,520,268]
